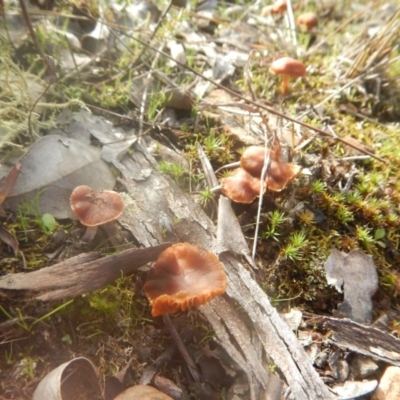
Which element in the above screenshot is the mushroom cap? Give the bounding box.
[240,146,269,178]
[266,161,301,192]
[297,12,318,31]
[221,168,262,203]
[70,185,124,227]
[270,0,287,14]
[269,57,306,77]
[239,146,301,192]
[144,243,227,316]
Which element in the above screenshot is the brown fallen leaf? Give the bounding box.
[0,224,19,256]
[0,163,22,206]
[32,357,102,400]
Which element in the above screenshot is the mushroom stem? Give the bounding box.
[281,74,290,95]
[163,314,200,383]
[81,226,98,242]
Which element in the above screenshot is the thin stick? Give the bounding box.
[252,121,272,261]
[135,0,174,64]
[162,314,200,383]
[18,0,57,78]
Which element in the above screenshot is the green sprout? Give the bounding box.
[346,190,362,204]
[263,210,286,241]
[355,226,375,249]
[282,230,307,261]
[297,209,316,226]
[203,133,222,155]
[311,180,326,194]
[158,160,186,183]
[199,188,214,207]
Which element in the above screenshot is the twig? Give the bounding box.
[285,0,297,50]
[18,0,57,78]
[252,115,273,261]
[27,79,53,139]
[19,0,58,139]
[162,314,200,383]
[135,0,174,64]
[138,44,163,137]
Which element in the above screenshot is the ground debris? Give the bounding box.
[323,317,400,366]
[324,248,379,323]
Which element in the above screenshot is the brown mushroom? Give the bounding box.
[144,243,226,382]
[266,154,301,192]
[263,0,287,15]
[297,12,318,32]
[240,146,301,192]
[240,146,268,178]
[70,185,124,242]
[221,168,263,203]
[269,57,306,95]
[144,243,227,317]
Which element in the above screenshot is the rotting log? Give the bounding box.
[0,244,172,301]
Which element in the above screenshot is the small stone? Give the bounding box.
[314,351,329,369]
[226,373,250,400]
[328,352,349,382]
[350,354,380,379]
[372,366,400,400]
[280,308,303,331]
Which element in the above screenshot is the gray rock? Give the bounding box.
[350,354,380,379]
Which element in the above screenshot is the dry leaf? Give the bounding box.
[32,357,102,400]
[325,249,379,323]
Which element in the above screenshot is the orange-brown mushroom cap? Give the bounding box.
[269,57,306,78]
[221,168,262,203]
[144,243,227,316]
[269,0,287,14]
[297,12,318,32]
[239,146,301,192]
[266,160,301,191]
[240,146,269,178]
[70,185,124,227]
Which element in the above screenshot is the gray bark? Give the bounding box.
[118,142,333,400]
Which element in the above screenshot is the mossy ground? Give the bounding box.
[1,0,400,398]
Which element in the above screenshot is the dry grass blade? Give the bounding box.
[345,7,400,79]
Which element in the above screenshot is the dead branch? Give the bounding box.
[323,317,400,367]
[0,243,172,301]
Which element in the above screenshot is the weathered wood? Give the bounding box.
[323,317,400,366]
[0,243,172,301]
[118,141,333,400]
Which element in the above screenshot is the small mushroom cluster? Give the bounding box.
[221,146,301,203]
[264,7,319,95]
